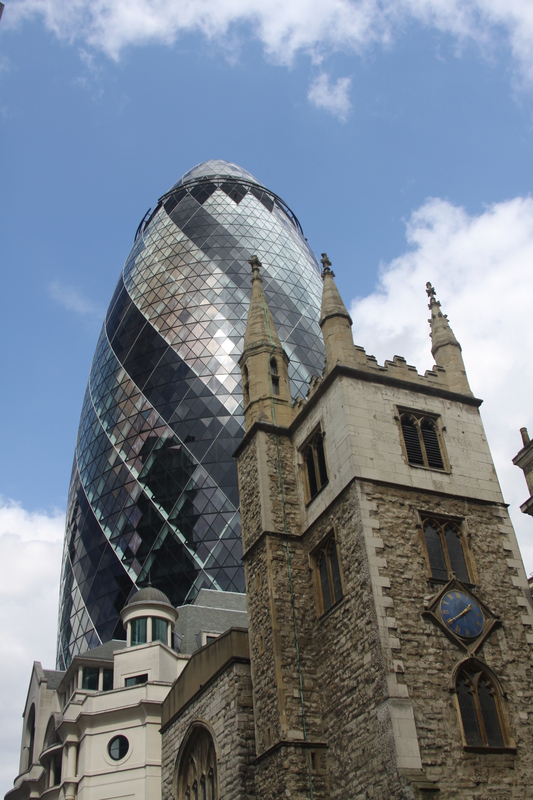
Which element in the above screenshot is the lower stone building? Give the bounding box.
[161,258,533,799]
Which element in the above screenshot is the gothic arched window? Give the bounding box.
[303,428,328,502]
[176,725,217,800]
[312,533,343,616]
[422,517,471,583]
[399,412,445,470]
[455,662,507,749]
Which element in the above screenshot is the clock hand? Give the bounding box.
[446,604,472,626]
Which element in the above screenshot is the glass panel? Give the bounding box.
[319,552,332,613]
[401,416,424,465]
[457,674,483,746]
[82,666,99,691]
[444,525,470,583]
[131,617,147,646]
[478,677,504,747]
[306,447,318,499]
[152,617,168,644]
[423,522,448,580]
[125,673,148,686]
[421,420,444,469]
[329,542,343,604]
[102,668,113,691]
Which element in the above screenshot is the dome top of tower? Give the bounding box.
[171,160,263,191]
[126,585,173,608]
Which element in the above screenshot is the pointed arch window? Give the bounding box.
[302,427,328,502]
[176,725,217,800]
[399,411,446,470]
[422,516,471,583]
[312,533,344,616]
[455,662,510,750]
[270,358,279,395]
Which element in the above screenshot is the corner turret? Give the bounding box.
[239,256,294,430]
[319,254,360,373]
[427,282,472,395]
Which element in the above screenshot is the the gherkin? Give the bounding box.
[57,160,325,668]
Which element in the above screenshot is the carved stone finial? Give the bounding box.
[321,253,335,278]
[248,255,263,282]
[426,281,441,309]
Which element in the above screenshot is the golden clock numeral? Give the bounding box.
[442,609,449,615]
[455,625,461,633]
[465,629,470,636]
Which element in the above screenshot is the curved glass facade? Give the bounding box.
[57,160,325,668]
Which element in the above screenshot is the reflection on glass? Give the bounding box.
[57,160,325,669]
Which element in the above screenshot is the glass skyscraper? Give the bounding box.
[57,160,325,668]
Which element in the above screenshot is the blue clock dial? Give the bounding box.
[439,591,484,639]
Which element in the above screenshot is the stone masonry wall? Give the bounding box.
[161,661,256,800]
[302,481,416,800]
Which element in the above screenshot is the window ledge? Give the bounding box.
[318,596,344,622]
[463,746,516,755]
[305,480,329,508]
[408,463,450,474]
[428,578,476,589]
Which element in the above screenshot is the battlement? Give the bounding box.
[299,345,457,411]
[355,346,450,389]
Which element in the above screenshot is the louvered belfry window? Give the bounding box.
[456,663,506,748]
[422,517,471,583]
[400,412,445,470]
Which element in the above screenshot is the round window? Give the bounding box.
[108,735,129,761]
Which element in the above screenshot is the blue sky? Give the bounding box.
[2,0,533,792]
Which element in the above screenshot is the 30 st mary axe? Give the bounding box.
[57,160,325,668]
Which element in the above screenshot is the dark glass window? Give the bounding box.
[152,617,168,644]
[303,428,328,501]
[108,735,129,761]
[456,664,506,748]
[314,536,343,615]
[400,412,445,470]
[125,673,148,687]
[131,617,147,646]
[422,517,471,583]
[102,669,113,692]
[82,666,99,691]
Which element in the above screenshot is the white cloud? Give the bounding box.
[6,0,533,86]
[349,195,533,575]
[0,499,64,797]
[308,73,352,120]
[49,280,104,318]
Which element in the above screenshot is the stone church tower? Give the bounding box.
[161,256,533,799]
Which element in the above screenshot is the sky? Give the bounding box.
[1,0,533,792]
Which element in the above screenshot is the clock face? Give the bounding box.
[440,591,484,639]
